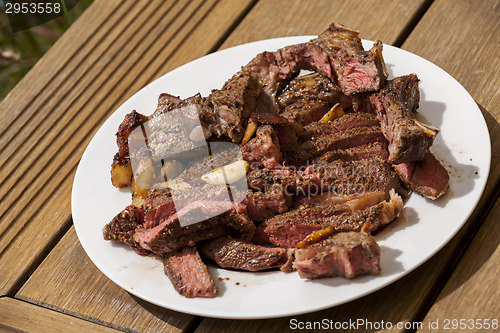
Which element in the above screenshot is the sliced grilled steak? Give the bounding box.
[246,167,322,195]
[134,201,255,254]
[263,190,403,248]
[280,99,331,126]
[302,157,402,196]
[199,237,287,272]
[103,205,148,255]
[394,152,449,200]
[143,185,233,229]
[152,93,183,117]
[163,246,218,298]
[312,142,389,163]
[246,184,292,221]
[300,113,380,141]
[293,231,381,279]
[179,144,242,181]
[293,126,386,162]
[370,74,439,164]
[314,23,387,95]
[277,72,348,108]
[207,73,260,142]
[241,125,281,168]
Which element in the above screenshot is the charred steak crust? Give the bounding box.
[293,231,381,279]
[199,237,287,272]
[163,246,218,298]
[103,205,148,255]
[370,74,439,164]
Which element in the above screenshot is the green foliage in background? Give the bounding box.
[0,0,94,102]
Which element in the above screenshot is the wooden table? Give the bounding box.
[1,0,498,332]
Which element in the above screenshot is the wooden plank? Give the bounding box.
[220,0,431,49]
[0,0,255,295]
[193,0,500,332]
[417,197,500,332]
[0,297,119,333]
[16,227,196,333]
[0,0,123,140]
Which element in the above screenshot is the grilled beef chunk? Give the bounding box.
[288,113,387,162]
[241,125,282,168]
[142,185,235,229]
[293,231,381,279]
[394,152,449,200]
[246,184,292,221]
[315,23,387,95]
[207,73,260,142]
[302,157,402,196]
[163,246,218,298]
[247,167,322,195]
[152,93,183,116]
[300,113,380,141]
[135,198,255,254]
[312,142,389,163]
[262,190,403,248]
[277,73,349,108]
[280,99,331,126]
[370,74,439,164]
[111,111,150,188]
[199,237,287,271]
[103,205,148,255]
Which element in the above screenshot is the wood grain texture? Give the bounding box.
[0,0,255,295]
[418,197,500,332]
[16,227,196,333]
[220,0,431,48]
[0,297,120,333]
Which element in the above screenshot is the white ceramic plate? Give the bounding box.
[72,37,490,319]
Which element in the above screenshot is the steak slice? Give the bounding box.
[152,93,183,117]
[199,237,287,272]
[314,23,387,95]
[394,152,449,200]
[292,126,386,162]
[142,185,233,229]
[241,125,281,168]
[103,205,148,255]
[163,246,218,298]
[247,157,402,199]
[277,72,349,108]
[134,201,255,254]
[263,189,403,248]
[370,74,439,164]
[301,157,403,197]
[246,167,322,195]
[299,113,380,141]
[280,99,331,126]
[246,183,292,222]
[312,142,389,163]
[207,73,260,142]
[293,231,381,279]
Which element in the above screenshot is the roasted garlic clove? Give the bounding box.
[201,160,249,185]
[319,103,344,122]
